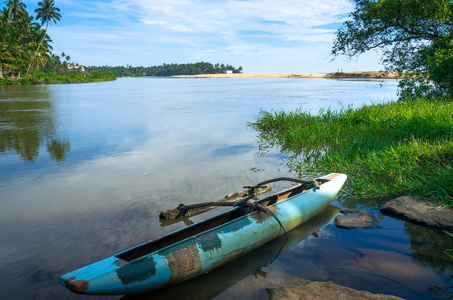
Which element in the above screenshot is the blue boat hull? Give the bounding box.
[60,173,347,295]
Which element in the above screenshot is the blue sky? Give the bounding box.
[23,0,383,73]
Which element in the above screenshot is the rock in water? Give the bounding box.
[334,209,380,229]
[266,281,404,300]
[380,196,453,230]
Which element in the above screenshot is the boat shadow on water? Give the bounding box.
[121,205,339,300]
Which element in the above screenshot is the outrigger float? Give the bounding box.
[60,173,347,295]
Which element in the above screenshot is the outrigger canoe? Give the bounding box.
[60,173,347,295]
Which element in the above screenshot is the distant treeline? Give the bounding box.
[0,70,118,85]
[85,62,243,77]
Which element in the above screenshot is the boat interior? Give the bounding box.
[116,179,329,262]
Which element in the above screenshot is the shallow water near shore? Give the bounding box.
[0,78,451,299]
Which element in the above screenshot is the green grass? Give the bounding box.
[250,98,453,208]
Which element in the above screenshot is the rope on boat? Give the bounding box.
[177,177,318,220]
[177,177,320,216]
[243,177,320,191]
[178,195,268,212]
[176,177,319,267]
[181,177,320,235]
[254,178,319,239]
[262,207,289,267]
[265,207,288,240]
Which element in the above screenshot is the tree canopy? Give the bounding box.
[0,0,63,78]
[26,0,61,75]
[86,62,243,77]
[332,0,453,99]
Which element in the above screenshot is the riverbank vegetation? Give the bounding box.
[0,70,117,85]
[251,0,453,208]
[0,0,116,85]
[85,62,243,77]
[250,98,453,208]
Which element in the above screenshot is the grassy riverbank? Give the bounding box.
[250,98,453,208]
[0,71,118,85]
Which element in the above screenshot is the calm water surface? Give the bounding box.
[0,78,451,299]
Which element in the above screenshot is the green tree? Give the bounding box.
[32,27,53,69]
[84,62,243,77]
[26,0,61,76]
[4,0,28,21]
[332,0,453,99]
[0,2,29,78]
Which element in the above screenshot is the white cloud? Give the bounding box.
[35,0,383,72]
[131,0,352,36]
[168,24,193,32]
[141,20,167,25]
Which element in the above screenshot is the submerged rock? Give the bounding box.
[315,248,443,296]
[380,196,453,230]
[334,209,380,229]
[429,285,449,297]
[266,281,403,300]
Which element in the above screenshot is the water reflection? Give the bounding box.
[0,86,71,162]
[405,222,453,278]
[122,205,339,300]
[159,216,195,227]
[46,137,71,162]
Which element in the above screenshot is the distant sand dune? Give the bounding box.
[171,72,400,79]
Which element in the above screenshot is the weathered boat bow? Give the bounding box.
[60,173,347,295]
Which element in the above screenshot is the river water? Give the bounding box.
[0,78,451,299]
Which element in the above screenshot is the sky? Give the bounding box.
[23,0,383,73]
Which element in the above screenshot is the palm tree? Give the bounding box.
[26,0,61,76]
[0,11,26,78]
[30,27,53,70]
[4,0,28,21]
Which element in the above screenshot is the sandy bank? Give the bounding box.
[171,72,400,79]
